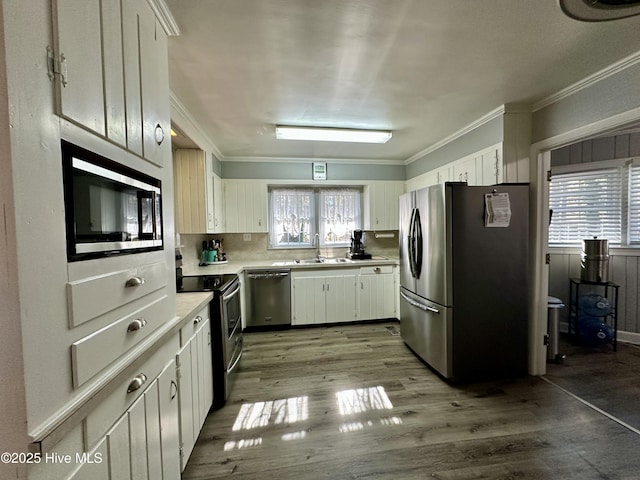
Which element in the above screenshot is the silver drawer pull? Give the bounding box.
[127,373,147,393]
[125,276,145,288]
[374,267,381,273]
[193,315,203,326]
[127,318,147,332]
[400,291,440,314]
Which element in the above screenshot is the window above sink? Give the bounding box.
[268,187,362,249]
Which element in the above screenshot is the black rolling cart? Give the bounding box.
[569,278,619,351]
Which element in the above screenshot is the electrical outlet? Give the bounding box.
[243,233,252,241]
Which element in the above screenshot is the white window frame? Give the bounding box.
[549,158,640,247]
[628,160,640,244]
[268,186,363,249]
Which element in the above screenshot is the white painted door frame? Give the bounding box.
[528,105,640,376]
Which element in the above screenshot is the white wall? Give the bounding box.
[0,1,29,477]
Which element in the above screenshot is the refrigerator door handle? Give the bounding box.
[408,208,417,278]
[413,208,423,278]
[400,291,440,314]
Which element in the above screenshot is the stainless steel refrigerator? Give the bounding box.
[399,182,529,382]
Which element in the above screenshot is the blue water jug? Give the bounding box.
[578,294,612,316]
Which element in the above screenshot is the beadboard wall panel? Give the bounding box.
[549,251,640,334]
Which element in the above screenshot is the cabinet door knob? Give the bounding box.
[125,276,145,288]
[127,318,147,332]
[374,267,381,273]
[154,124,164,145]
[127,373,147,393]
[194,315,202,326]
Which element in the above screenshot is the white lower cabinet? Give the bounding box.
[177,312,213,471]
[128,395,149,479]
[68,357,177,480]
[157,358,181,480]
[64,335,183,480]
[292,270,357,325]
[68,438,109,480]
[143,377,163,479]
[357,266,396,320]
[292,266,398,326]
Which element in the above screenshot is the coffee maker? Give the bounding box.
[347,229,371,260]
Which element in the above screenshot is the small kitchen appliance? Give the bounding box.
[347,229,371,260]
[62,140,163,261]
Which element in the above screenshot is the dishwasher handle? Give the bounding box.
[247,271,290,280]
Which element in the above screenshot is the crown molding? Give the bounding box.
[532,51,640,112]
[147,0,181,36]
[404,105,507,165]
[169,91,224,160]
[221,155,405,165]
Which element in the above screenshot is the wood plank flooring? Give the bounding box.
[182,322,640,479]
[545,333,640,431]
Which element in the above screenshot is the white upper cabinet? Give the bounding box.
[364,181,405,231]
[139,4,170,166]
[51,0,170,166]
[409,144,504,191]
[213,173,224,232]
[121,0,144,156]
[52,1,105,136]
[223,180,268,233]
[174,149,223,234]
[101,0,126,146]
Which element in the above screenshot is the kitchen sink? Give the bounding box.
[292,258,352,264]
[294,258,323,264]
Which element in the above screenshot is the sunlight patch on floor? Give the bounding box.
[335,386,393,415]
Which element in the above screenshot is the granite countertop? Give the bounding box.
[182,256,399,276]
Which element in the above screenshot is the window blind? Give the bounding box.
[549,168,622,245]
[629,165,640,244]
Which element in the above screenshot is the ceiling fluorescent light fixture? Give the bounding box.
[275,126,392,143]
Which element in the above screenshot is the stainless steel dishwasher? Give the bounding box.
[245,269,291,329]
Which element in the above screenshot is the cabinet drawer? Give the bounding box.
[68,261,167,328]
[359,265,393,275]
[180,305,210,347]
[71,294,169,387]
[84,333,179,450]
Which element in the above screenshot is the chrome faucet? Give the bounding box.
[313,233,322,260]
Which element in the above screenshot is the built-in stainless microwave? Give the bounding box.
[62,141,163,261]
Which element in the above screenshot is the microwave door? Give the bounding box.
[137,190,157,240]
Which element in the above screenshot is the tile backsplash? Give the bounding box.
[178,232,399,264]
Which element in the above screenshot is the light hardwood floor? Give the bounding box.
[182,322,640,479]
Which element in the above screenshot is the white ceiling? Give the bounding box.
[165,0,640,162]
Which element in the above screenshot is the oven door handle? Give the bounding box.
[223,282,240,302]
[227,345,243,374]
